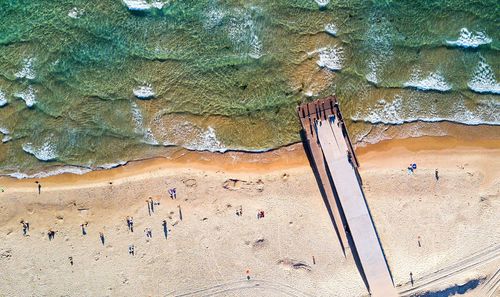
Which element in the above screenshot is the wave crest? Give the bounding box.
[404,70,451,92]
[315,46,344,71]
[468,60,500,94]
[22,140,58,161]
[446,28,492,48]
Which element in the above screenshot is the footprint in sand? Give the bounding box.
[277,258,312,271]
[222,178,264,192]
[182,178,197,187]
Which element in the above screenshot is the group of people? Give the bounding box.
[168,188,177,199]
[407,163,440,181]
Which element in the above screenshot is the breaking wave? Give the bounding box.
[404,70,452,92]
[14,85,37,107]
[352,96,500,125]
[121,0,165,11]
[315,0,330,8]
[446,28,492,48]
[0,90,7,107]
[22,140,58,161]
[468,60,500,94]
[133,84,155,99]
[15,57,36,80]
[325,23,337,36]
[314,46,344,71]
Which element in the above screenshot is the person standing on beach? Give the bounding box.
[35,181,41,194]
[99,232,105,245]
[435,169,439,181]
[162,220,168,239]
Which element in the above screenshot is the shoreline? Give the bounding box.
[1,131,498,296]
[1,133,499,189]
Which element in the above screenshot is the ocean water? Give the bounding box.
[0,0,498,176]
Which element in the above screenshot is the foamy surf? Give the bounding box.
[5,167,92,179]
[468,60,500,95]
[0,90,7,107]
[121,0,165,11]
[404,70,451,92]
[68,7,84,19]
[15,85,37,107]
[0,127,11,143]
[315,0,330,8]
[315,46,344,71]
[352,96,500,126]
[364,16,394,86]
[131,102,160,145]
[325,23,337,36]
[133,84,155,99]
[446,28,492,48]
[15,57,36,80]
[22,141,58,161]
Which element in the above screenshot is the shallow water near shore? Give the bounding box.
[0,0,499,175]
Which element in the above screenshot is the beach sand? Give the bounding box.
[0,135,498,297]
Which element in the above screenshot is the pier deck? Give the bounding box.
[298,97,397,297]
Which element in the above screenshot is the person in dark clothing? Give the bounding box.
[435,169,439,181]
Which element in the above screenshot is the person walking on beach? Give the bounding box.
[162,220,168,239]
[21,220,28,236]
[435,169,439,181]
[146,199,151,216]
[48,230,55,240]
[126,216,134,232]
[35,181,41,194]
[178,205,183,221]
[149,197,154,213]
[69,256,73,266]
[99,232,105,245]
[81,222,88,235]
[144,228,152,238]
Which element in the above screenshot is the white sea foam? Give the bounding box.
[363,17,394,85]
[131,102,160,145]
[185,126,226,153]
[315,46,344,71]
[133,84,155,99]
[404,70,451,92]
[204,6,225,30]
[22,140,58,161]
[365,60,379,84]
[0,127,10,143]
[352,96,500,126]
[97,161,128,169]
[324,23,337,36]
[15,57,36,80]
[249,34,263,59]
[0,90,7,107]
[315,0,330,8]
[15,85,37,107]
[4,167,92,179]
[446,28,492,48]
[122,0,165,11]
[468,60,500,95]
[68,7,84,19]
[226,8,263,59]
[0,127,10,135]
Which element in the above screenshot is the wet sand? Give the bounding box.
[0,135,499,296]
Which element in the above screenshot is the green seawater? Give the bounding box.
[0,0,499,176]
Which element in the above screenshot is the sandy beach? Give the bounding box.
[0,135,499,297]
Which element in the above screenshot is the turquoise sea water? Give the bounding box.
[0,0,499,176]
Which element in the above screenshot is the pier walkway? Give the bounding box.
[298,97,397,297]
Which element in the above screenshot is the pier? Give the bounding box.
[298,96,397,297]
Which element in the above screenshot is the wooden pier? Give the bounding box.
[298,96,397,297]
